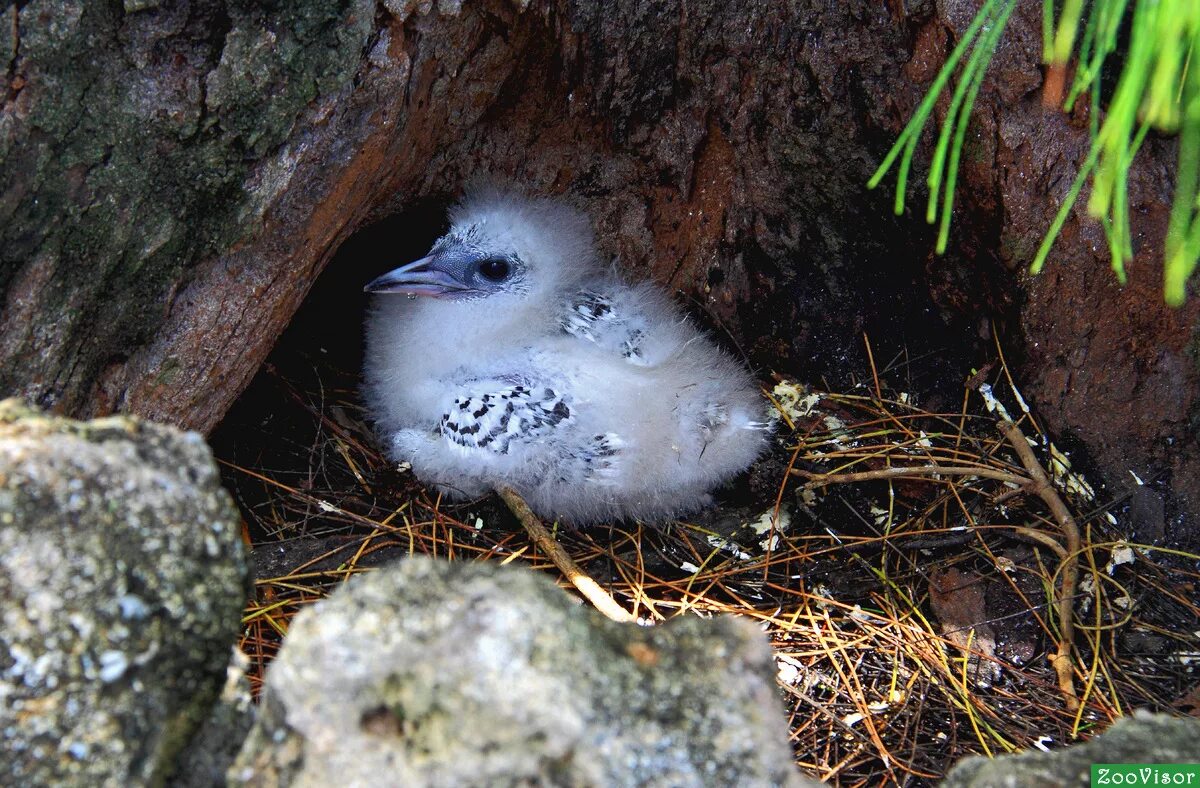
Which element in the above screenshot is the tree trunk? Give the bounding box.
[2,0,1196,533]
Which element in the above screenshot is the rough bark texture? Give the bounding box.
[2,1,1197,531]
[944,2,1200,537]
[1,0,375,420]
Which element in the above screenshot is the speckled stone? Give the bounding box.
[231,556,814,788]
[0,400,250,786]
[942,712,1200,788]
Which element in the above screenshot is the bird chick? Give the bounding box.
[363,187,769,524]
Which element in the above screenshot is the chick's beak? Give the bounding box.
[363,256,468,298]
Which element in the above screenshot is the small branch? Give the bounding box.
[496,485,635,624]
[997,420,1081,711]
[792,464,1028,488]
[793,418,1083,711]
[1043,63,1067,109]
[1012,526,1066,558]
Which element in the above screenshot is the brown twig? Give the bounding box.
[793,464,1028,488]
[1043,62,1067,109]
[496,485,635,623]
[793,421,1083,711]
[997,419,1081,712]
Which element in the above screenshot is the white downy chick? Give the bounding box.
[363,186,769,524]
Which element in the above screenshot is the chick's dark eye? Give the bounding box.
[478,258,511,282]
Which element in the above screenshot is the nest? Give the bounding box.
[213,338,1200,784]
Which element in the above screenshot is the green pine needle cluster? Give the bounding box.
[869,0,1199,306]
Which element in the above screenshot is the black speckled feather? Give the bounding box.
[440,382,570,455]
[560,290,648,364]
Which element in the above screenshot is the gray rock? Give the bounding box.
[0,401,251,786]
[942,711,1200,787]
[231,556,813,787]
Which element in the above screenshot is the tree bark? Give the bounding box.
[2,0,1196,532]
